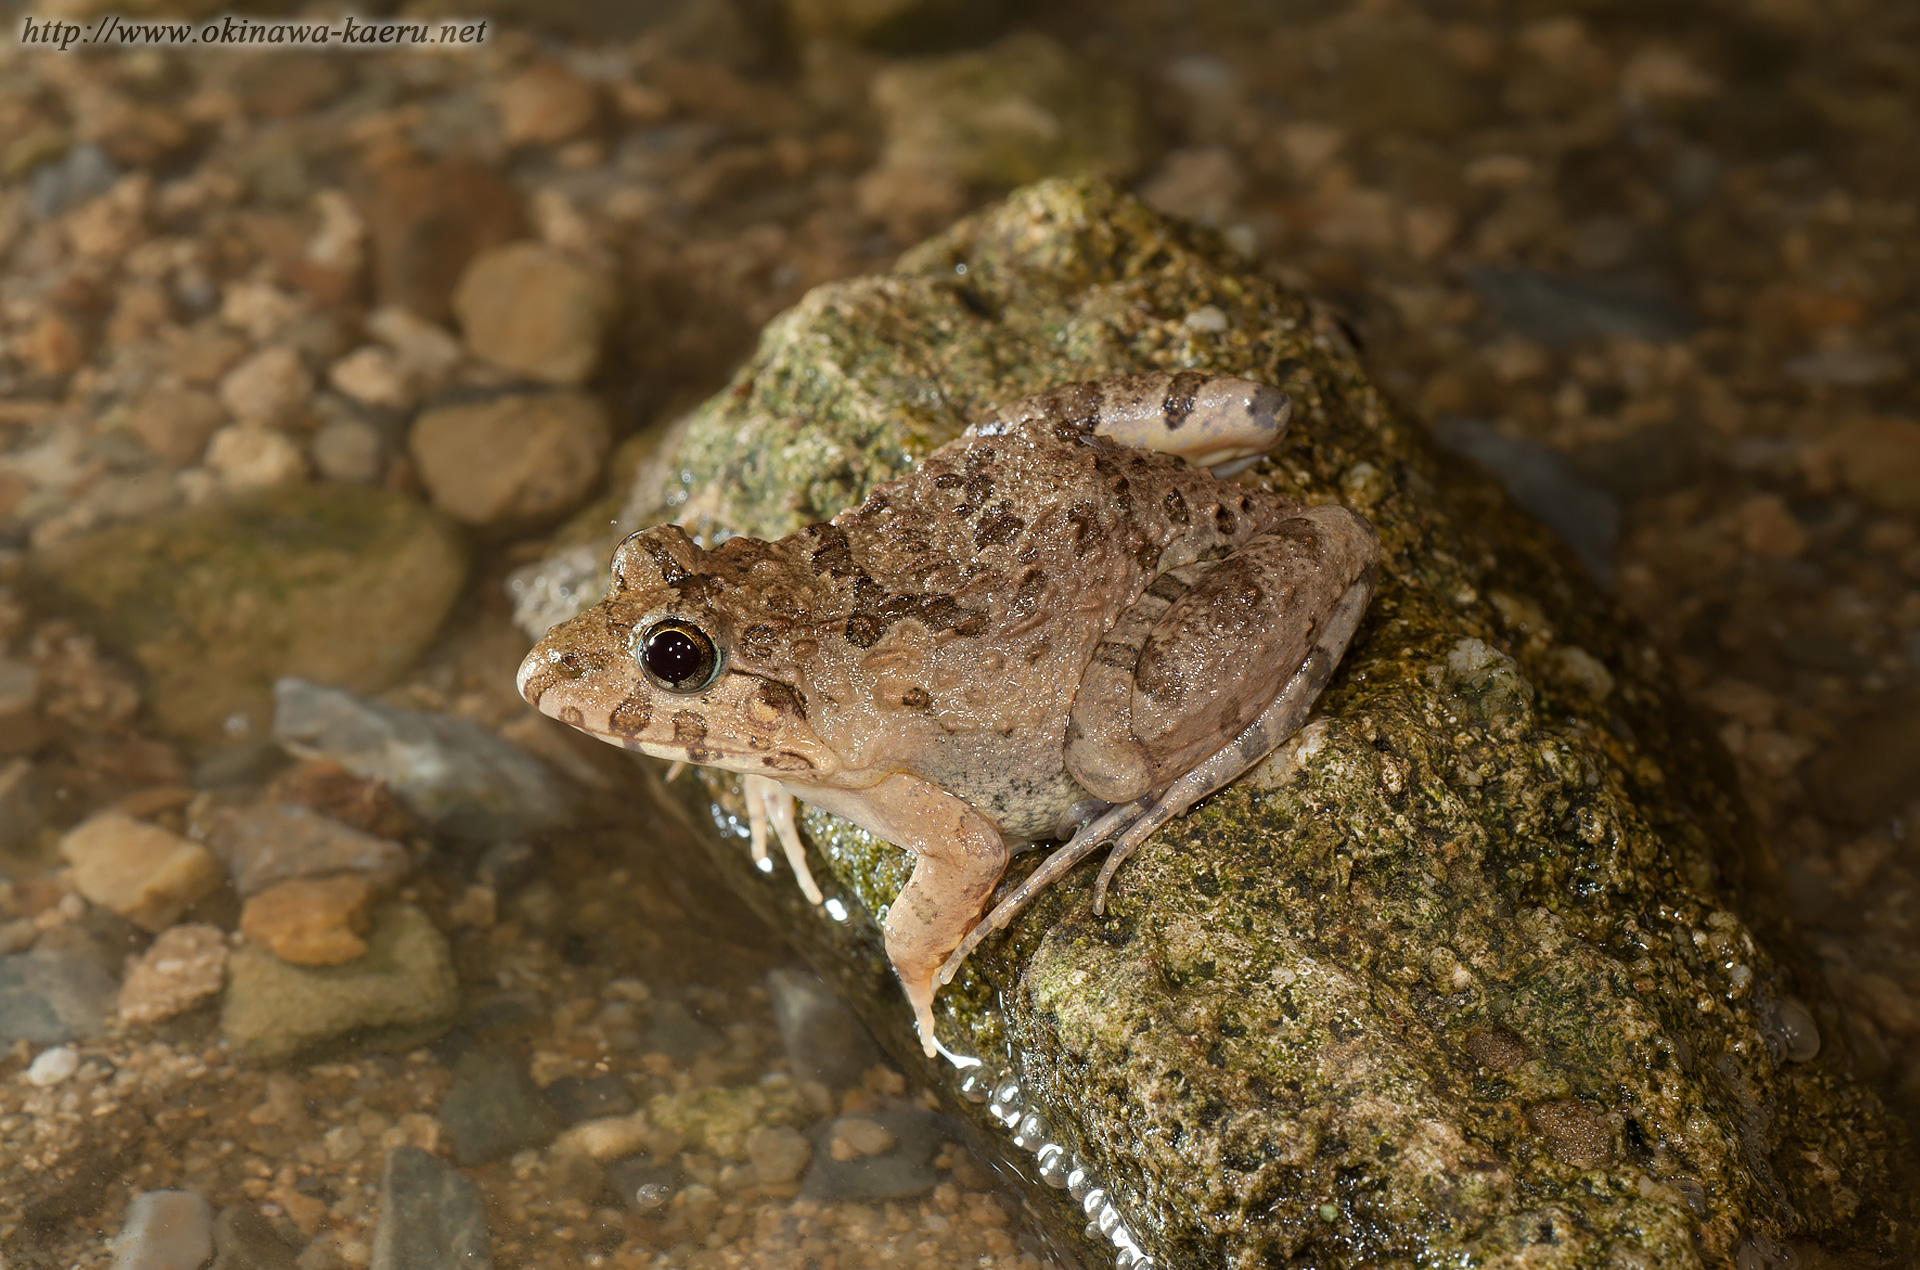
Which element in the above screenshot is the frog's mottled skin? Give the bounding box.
[520,373,1379,1055]
[533,178,1918,1268]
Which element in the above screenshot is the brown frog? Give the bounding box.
[518,373,1380,1056]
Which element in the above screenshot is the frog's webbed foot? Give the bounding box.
[744,774,822,905]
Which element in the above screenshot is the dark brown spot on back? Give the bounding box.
[559,705,584,726]
[902,686,931,708]
[972,504,1025,548]
[844,614,884,648]
[1215,506,1237,535]
[1162,489,1189,524]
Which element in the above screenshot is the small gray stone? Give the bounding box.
[1430,417,1620,589]
[30,142,117,219]
[370,1147,492,1270]
[210,1204,300,1270]
[801,1106,953,1201]
[203,800,412,897]
[767,968,885,1089]
[440,1048,561,1167]
[111,1190,214,1270]
[0,949,117,1044]
[272,679,568,842]
[1465,265,1691,348]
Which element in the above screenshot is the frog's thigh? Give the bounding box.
[1068,506,1378,799]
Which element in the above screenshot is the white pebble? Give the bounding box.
[26,1045,79,1086]
[1182,304,1229,333]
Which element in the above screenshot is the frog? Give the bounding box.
[517,372,1381,1057]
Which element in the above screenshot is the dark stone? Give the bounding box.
[767,968,886,1089]
[0,949,116,1044]
[369,1147,491,1270]
[800,1106,954,1201]
[1805,698,1920,826]
[541,1074,635,1126]
[1431,417,1620,588]
[1466,266,1692,348]
[210,1204,300,1270]
[644,998,722,1060]
[439,1049,561,1167]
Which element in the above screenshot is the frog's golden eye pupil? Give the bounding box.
[640,621,718,692]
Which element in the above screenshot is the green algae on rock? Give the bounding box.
[569,177,1917,1268]
[221,902,458,1064]
[29,485,466,744]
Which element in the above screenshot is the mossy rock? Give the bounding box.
[31,484,465,744]
[608,177,1917,1268]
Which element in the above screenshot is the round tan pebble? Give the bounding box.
[311,418,386,484]
[128,386,227,467]
[328,345,413,410]
[240,874,376,966]
[218,345,314,428]
[205,424,309,490]
[747,1125,813,1185]
[118,922,229,1025]
[59,812,226,932]
[451,242,615,386]
[496,61,599,149]
[409,391,609,528]
[827,1116,897,1161]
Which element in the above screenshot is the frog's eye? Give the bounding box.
[639,620,721,693]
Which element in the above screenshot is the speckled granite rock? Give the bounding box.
[535,177,1919,1268]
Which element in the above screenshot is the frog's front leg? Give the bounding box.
[744,774,823,904]
[798,773,1010,1056]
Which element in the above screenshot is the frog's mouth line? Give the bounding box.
[519,657,825,778]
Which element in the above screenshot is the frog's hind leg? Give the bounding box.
[745,774,822,904]
[939,538,1377,986]
[1089,558,1372,912]
[972,373,1290,474]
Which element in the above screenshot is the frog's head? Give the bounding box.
[516,525,839,781]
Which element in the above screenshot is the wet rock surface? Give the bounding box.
[624,178,1919,1267]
